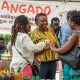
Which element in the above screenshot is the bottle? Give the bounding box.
[31,76,35,80]
[0,67,3,76]
[5,50,8,54]
[4,50,8,60]
[7,50,11,61]
[27,77,31,80]
[1,68,9,80]
[9,68,15,80]
[8,50,11,55]
[16,67,22,80]
[23,76,27,80]
[0,67,2,80]
[7,69,10,78]
[35,76,40,80]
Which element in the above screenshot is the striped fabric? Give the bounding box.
[29,27,60,62]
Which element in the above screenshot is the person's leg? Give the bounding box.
[39,62,49,79]
[58,60,63,80]
[71,76,78,80]
[46,60,56,79]
[69,68,80,80]
[63,64,71,80]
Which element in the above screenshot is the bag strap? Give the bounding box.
[14,45,31,65]
[75,31,79,45]
[74,31,80,58]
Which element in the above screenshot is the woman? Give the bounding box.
[10,15,47,73]
[29,13,60,79]
[50,11,80,80]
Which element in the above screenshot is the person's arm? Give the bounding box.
[34,46,50,56]
[22,35,46,52]
[50,33,78,54]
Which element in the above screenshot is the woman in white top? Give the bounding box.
[10,15,46,73]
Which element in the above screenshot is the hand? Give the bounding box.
[44,45,50,50]
[50,43,56,51]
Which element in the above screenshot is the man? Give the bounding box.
[0,37,6,59]
[29,13,60,79]
[50,17,63,79]
[50,17,61,42]
[0,37,6,54]
[60,11,74,46]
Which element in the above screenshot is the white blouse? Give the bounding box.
[10,32,46,73]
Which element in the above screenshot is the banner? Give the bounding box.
[0,0,80,34]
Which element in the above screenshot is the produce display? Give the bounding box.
[0,67,40,80]
[1,50,12,61]
[0,33,40,80]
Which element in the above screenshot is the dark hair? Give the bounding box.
[11,15,29,45]
[70,11,80,25]
[67,11,72,21]
[35,13,47,22]
[0,37,4,41]
[67,10,77,21]
[50,17,60,28]
[14,15,28,28]
[51,17,59,24]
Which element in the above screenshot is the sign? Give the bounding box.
[0,0,80,33]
